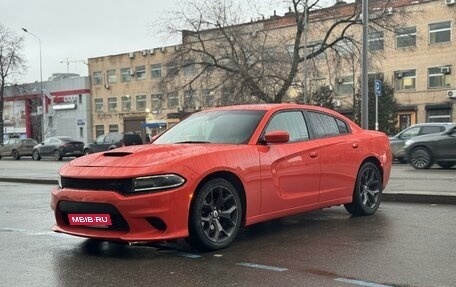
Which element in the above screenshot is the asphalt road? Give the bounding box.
[0,181,455,287]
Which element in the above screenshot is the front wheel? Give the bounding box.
[344,162,382,216]
[12,150,20,160]
[188,178,243,251]
[32,150,41,161]
[409,147,433,169]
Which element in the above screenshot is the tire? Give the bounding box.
[437,161,456,169]
[409,147,433,169]
[188,178,243,251]
[84,149,91,155]
[12,150,20,160]
[54,150,62,161]
[32,150,41,161]
[344,162,382,216]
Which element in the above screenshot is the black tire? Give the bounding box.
[344,162,382,216]
[437,161,456,169]
[84,149,91,155]
[409,147,433,169]
[188,178,243,251]
[12,150,20,160]
[32,150,41,161]
[54,150,62,161]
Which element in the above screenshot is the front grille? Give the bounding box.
[58,201,129,231]
[61,177,133,194]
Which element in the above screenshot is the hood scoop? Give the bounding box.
[103,151,132,157]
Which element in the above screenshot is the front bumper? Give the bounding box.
[51,185,192,242]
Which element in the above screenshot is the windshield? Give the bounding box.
[154,110,265,144]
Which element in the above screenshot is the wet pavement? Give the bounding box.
[1,182,455,287]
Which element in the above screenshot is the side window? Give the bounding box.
[95,135,105,144]
[306,112,340,138]
[400,127,420,139]
[336,118,350,134]
[264,111,309,142]
[421,126,444,135]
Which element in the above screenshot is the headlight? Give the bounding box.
[133,174,185,192]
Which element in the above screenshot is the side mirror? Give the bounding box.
[264,130,290,144]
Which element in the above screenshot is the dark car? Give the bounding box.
[83,132,143,155]
[0,138,38,160]
[404,125,456,169]
[32,136,84,161]
[389,123,454,163]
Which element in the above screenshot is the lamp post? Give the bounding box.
[21,27,44,141]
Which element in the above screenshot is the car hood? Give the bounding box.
[68,143,249,168]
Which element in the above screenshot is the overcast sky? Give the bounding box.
[2,0,181,83]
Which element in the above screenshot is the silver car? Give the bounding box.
[389,123,455,163]
[0,138,38,160]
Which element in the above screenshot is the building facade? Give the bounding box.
[87,0,456,135]
[3,76,92,143]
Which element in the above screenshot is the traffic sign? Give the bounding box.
[375,80,382,97]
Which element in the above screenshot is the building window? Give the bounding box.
[335,76,354,96]
[108,97,117,112]
[285,44,294,58]
[93,71,102,85]
[151,94,162,111]
[306,40,325,60]
[109,124,119,133]
[202,89,214,107]
[183,60,196,76]
[107,69,116,83]
[94,98,104,112]
[136,95,147,111]
[135,65,146,80]
[427,109,451,123]
[184,90,195,108]
[335,38,354,56]
[121,96,131,112]
[95,125,104,138]
[167,61,178,77]
[151,64,161,78]
[428,66,452,88]
[120,68,132,82]
[394,70,416,90]
[396,26,416,48]
[429,21,451,44]
[368,31,384,51]
[79,127,84,138]
[167,92,179,109]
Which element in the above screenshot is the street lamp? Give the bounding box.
[21,27,44,141]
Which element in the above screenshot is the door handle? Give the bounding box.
[309,152,318,158]
[352,143,359,149]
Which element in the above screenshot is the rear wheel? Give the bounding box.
[437,161,456,169]
[188,178,242,251]
[409,147,433,169]
[32,150,41,161]
[344,162,382,216]
[83,149,90,155]
[54,150,62,161]
[12,150,20,160]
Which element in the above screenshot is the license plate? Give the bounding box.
[68,214,112,226]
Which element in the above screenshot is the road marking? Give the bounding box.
[236,262,288,272]
[158,249,202,259]
[335,278,394,287]
[0,227,27,232]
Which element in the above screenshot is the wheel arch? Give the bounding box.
[360,156,384,186]
[191,171,247,226]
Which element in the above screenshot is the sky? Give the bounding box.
[1,0,180,83]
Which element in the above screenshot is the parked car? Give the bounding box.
[404,125,456,169]
[33,136,84,161]
[51,104,392,251]
[83,132,143,154]
[389,123,454,163]
[0,138,38,160]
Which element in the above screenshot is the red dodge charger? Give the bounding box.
[51,104,392,250]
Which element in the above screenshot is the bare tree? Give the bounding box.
[0,23,25,143]
[158,0,407,105]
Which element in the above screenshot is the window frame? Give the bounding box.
[150,64,162,78]
[396,26,417,48]
[368,31,384,51]
[427,66,452,89]
[394,69,416,91]
[136,95,147,112]
[429,21,452,45]
[93,71,103,85]
[107,69,117,84]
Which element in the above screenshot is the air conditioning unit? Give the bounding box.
[128,52,135,59]
[174,46,180,51]
[195,105,201,111]
[177,105,183,112]
[395,72,403,79]
[161,47,166,53]
[445,0,455,5]
[149,48,155,55]
[104,83,110,89]
[142,50,148,56]
[129,69,135,76]
[447,90,456,99]
[337,78,344,84]
[385,7,393,15]
[441,67,451,74]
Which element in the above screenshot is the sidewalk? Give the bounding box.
[1,159,455,205]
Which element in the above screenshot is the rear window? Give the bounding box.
[123,134,142,145]
[421,126,444,134]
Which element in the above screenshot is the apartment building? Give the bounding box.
[87,0,456,135]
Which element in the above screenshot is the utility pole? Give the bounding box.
[361,0,369,129]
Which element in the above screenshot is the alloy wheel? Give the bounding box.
[410,148,432,169]
[358,166,381,209]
